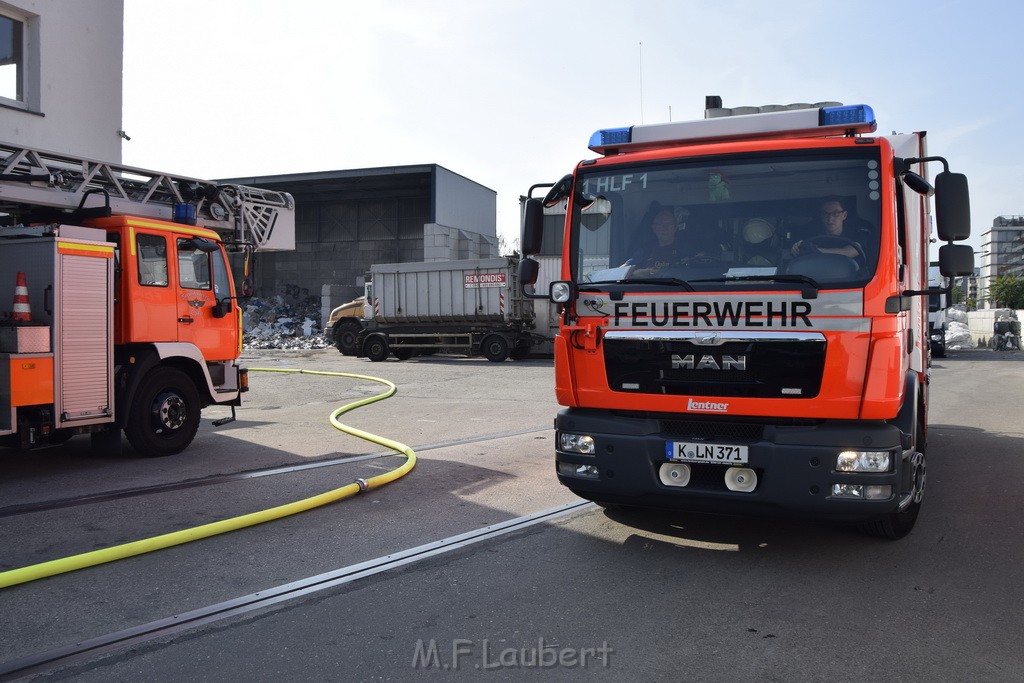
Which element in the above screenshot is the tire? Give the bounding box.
[363,334,389,362]
[124,367,202,457]
[858,413,926,540]
[334,320,361,356]
[481,334,510,362]
[509,339,531,360]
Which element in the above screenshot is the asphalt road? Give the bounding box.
[1,347,1022,681]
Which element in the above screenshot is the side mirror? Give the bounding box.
[938,243,975,277]
[212,298,233,319]
[518,256,539,286]
[543,174,573,208]
[934,171,971,241]
[191,237,220,253]
[517,257,547,300]
[521,198,545,256]
[903,171,934,197]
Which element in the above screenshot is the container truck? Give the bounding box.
[518,97,975,538]
[348,257,541,361]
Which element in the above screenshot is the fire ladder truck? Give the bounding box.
[0,141,295,457]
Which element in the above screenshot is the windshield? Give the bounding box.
[570,149,882,290]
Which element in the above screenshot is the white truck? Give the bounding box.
[928,268,950,358]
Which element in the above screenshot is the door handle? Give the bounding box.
[177,317,194,324]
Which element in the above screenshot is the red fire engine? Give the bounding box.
[519,98,974,538]
[0,142,294,456]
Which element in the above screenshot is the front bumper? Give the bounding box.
[555,408,909,522]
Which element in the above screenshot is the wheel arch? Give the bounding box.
[115,344,218,426]
[888,370,924,449]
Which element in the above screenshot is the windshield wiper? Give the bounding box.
[688,274,820,299]
[620,277,695,292]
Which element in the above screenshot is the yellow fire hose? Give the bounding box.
[0,368,415,590]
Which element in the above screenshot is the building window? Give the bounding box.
[0,13,23,102]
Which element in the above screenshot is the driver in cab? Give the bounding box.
[790,197,863,260]
[624,207,712,276]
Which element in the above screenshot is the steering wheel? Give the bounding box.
[804,235,866,265]
[684,254,722,266]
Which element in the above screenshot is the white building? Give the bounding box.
[978,215,1024,308]
[1,0,123,162]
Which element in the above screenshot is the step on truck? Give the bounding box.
[518,97,975,538]
[348,257,540,362]
[0,141,295,456]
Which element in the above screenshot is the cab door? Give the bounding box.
[127,230,177,343]
[174,236,237,361]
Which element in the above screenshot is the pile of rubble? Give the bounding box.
[945,307,976,350]
[242,293,331,350]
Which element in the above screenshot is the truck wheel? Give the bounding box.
[859,414,926,539]
[124,367,202,457]
[334,320,361,356]
[482,334,510,362]
[363,334,390,362]
[509,339,531,360]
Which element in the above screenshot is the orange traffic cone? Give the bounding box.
[11,272,31,323]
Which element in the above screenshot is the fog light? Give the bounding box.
[559,433,595,455]
[558,462,599,479]
[865,485,892,500]
[832,483,863,498]
[836,450,891,472]
[659,462,691,487]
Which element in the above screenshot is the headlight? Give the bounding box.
[550,281,573,304]
[836,450,891,472]
[559,432,595,454]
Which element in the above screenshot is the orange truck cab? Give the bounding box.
[519,98,975,538]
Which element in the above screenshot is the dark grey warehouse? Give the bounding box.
[221,164,499,317]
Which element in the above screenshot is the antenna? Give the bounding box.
[638,42,644,123]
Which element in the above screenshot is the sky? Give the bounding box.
[121,0,1024,257]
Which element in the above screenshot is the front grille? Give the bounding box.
[605,337,826,399]
[658,419,763,441]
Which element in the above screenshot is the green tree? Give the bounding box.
[951,283,964,305]
[987,274,1024,309]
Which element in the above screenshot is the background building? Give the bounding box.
[1,0,500,324]
[978,216,1024,308]
[221,167,498,310]
[0,0,123,162]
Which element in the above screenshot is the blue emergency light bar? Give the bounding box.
[588,104,877,154]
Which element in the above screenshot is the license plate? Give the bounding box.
[666,441,749,464]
